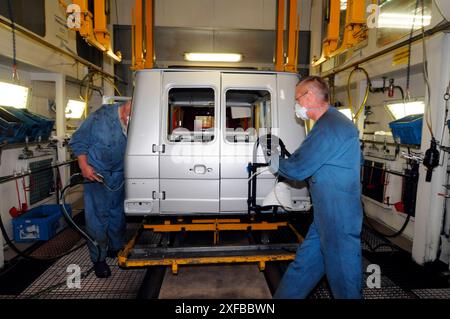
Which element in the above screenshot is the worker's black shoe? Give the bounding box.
[107,249,119,258]
[94,261,111,278]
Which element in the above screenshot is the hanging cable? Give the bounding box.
[421,0,434,138]
[406,0,420,101]
[347,67,371,122]
[6,0,18,81]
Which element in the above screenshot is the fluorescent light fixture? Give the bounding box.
[378,13,431,29]
[338,108,353,121]
[385,100,425,120]
[184,53,242,62]
[65,99,86,119]
[0,82,30,109]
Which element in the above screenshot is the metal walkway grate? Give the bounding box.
[18,245,147,299]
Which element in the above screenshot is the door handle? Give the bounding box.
[189,164,212,174]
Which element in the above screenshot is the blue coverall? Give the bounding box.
[69,104,127,263]
[273,107,363,299]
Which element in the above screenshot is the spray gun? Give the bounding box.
[423,138,440,182]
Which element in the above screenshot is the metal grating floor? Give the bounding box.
[1,219,449,299]
[17,245,147,299]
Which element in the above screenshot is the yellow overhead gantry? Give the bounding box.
[312,0,368,67]
[60,0,123,63]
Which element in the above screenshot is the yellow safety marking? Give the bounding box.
[392,47,409,66]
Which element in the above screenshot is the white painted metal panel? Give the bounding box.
[127,70,162,155]
[220,178,275,212]
[125,155,159,179]
[125,179,160,215]
[276,73,305,154]
[160,180,219,213]
[160,156,219,179]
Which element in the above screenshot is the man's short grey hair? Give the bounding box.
[297,75,329,103]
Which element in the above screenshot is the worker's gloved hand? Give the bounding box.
[268,154,280,174]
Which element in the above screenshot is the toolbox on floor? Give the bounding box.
[389,114,423,145]
[12,204,71,242]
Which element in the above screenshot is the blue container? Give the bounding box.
[4,107,55,142]
[12,204,71,242]
[0,107,28,143]
[389,114,423,145]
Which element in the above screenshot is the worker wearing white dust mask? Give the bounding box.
[69,100,132,278]
[270,76,363,299]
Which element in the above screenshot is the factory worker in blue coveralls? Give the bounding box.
[271,76,363,299]
[69,100,132,278]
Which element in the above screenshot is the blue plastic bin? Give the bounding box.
[389,114,423,145]
[4,107,55,142]
[0,107,28,143]
[12,204,71,242]
[0,106,55,143]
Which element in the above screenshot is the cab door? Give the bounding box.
[220,73,278,212]
[159,71,220,214]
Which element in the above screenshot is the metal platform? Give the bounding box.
[118,217,303,274]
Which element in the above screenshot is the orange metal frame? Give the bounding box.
[312,0,367,67]
[65,0,122,62]
[132,0,154,70]
[274,0,300,73]
[118,218,303,274]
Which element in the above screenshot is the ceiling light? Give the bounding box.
[184,53,242,63]
[0,82,30,109]
[385,100,425,120]
[378,13,431,29]
[65,100,86,119]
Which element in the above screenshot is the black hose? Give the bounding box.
[362,204,412,238]
[59,173,101,263]
[0,210,86,262]
[0,173,99,264]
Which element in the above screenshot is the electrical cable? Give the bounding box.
[0,172,111,263]
[6,0,18,81]
[406,0,420,101]
[421,0,434,138]
[433,0,449,22]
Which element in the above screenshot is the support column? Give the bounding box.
[30,73,68,186]
[412,33,450,265]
